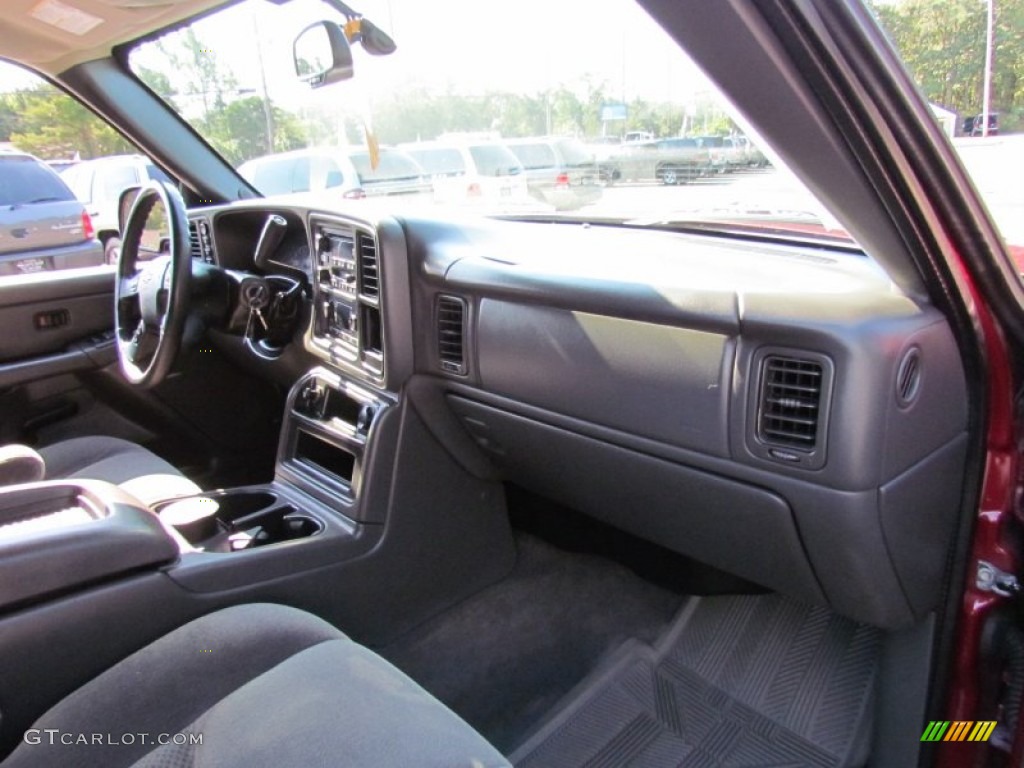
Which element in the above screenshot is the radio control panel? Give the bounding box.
[309,216,384,382]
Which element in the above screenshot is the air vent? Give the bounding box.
[437,295,467,375]
[896,347,922,406]
[188,218,213,263]
[357,232,379,298]
[758,356,824,450]
[188,219,201,260]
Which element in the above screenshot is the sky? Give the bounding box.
[0,60,43,92]
[122,0,720,114]
[2,0,731,140]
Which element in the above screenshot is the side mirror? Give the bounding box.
[294,21,354,88]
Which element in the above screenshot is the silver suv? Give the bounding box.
[505,138,602,211]
[0,150,103,276]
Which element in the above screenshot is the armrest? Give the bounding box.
[0,445,45,486]
[0,480,179,611]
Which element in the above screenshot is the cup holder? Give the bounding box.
[156,490,322,552]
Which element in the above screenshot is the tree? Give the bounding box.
[199,96,305,165]
[0,95,20,142]
[159,30,237,118]
[869,0,1024,130]
[487,92,546,137]
[3,85,132,159]
[625,98,689,137]
[136,66,177,111]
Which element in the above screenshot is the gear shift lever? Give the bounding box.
[253,214,288,272]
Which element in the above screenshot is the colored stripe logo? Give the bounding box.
[920,721,997,742]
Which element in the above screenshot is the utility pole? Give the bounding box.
[982,0,994,137]
[252,11,275,154]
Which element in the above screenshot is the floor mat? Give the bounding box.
[510,593,881,768]
[379,533,683,752]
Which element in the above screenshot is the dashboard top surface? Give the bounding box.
[193,199,907,307]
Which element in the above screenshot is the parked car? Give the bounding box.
[733,135,769,167]
[654,137,714,181]
[581,137,625,184]
[237,146,433,202]
[963,113,1000,136]
[505,137,602,210]
[624,130,655,143]
[60,154,171,263]
[0,149,102,275]
[695,136,745,173]
[45,158,78,174]
[400,139,530,206]
[607,137,710,184]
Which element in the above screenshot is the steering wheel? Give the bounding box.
[115,180,191,388]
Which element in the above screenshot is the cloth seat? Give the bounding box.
[4,603,510,768]
[38,435,200,505]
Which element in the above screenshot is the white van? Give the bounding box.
[60,154,171,263]
[398,140,529,207]
[238,146,433,202]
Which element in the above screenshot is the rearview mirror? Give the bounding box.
[348,17,396,56]
[294,22,354,88]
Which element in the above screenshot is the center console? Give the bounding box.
[150,211,398,586]
[276,367,394,522]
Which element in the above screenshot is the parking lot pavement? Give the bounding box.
[953,134,1024,246]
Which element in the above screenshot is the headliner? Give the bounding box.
[0,0,229,76]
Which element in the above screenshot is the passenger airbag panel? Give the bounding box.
[477,301,732,457]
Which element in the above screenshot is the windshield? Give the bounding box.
[125,0,854,239]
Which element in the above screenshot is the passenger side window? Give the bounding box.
[868,3,1022,271]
